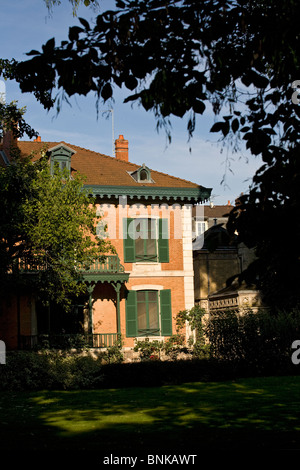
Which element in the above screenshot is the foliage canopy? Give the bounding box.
[1,0,299,308]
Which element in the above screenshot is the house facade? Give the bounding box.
[0,133,211,351]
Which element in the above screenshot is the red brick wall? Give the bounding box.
[0,295,33,350]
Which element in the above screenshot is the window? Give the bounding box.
[52,157,70,174]
[123,218,169,263]
[196,221,207,236]
[137,291,159,335]
[49,144,74,176]
[126,289,172,337]
[139,169,148,181]
[129,164,154,183]
[135,218,157,261]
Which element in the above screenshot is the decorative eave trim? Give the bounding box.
[84,185,212,203]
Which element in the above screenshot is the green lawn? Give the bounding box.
[1,375,300,460]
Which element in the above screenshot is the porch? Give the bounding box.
[8,255,129,350]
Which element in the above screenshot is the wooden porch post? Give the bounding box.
[112,282,121,336]
[86,284,94,335]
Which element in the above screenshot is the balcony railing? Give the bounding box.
[9,255,125,275]
[20,333,119,350]
[78,255,125,274]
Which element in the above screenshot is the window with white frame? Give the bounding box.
[126,289,172,337]
[123,217,169,263]
[196,221,207,236]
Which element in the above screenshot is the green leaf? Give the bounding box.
[101,83,113,100]
[116,0,126,7]
[125,75,138,91]
[210,122,224,133]
[231,118,239,133]
[193,100,206,115]
[26,50,41,57]
[78,17,90,30]
[42,38,55,54]
[68,26,84,41]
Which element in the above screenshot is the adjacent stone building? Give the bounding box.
[192,202,260,313]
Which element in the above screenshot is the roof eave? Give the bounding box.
[84,185,212,203]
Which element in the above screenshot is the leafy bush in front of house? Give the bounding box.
[45,351,104,389]
[100,337,124,364]
[162,333,188,360]
[0,350,50,390]
[0,350,103,390]
[175,305,210,359]
[204,307,300,371]
[99,358,241,388]
[134,338,165,361]
[0,350,231,390]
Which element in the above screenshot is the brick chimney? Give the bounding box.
[115,134,128,162]
[2,128,18,161]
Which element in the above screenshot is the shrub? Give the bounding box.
[134,338,164,360]
[100,337,124,364]
[0,350,103,390]
[0,351,50,390]
[175,305,209,359]
[204,307,300,371]
[163,333,188,360]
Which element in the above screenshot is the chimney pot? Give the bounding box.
[115,134,128,162]
[34,136,41,142]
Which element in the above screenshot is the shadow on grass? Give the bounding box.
[1,376,300,461]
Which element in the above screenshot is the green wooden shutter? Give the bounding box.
[126,290,137,337]
[160,289,172,336]
[158,218,169,263]
[123,218,135,262]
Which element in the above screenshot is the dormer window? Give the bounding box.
[129,164,154,183]
[49,144,75,176]
[140,169,148,181]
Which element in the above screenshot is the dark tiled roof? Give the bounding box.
[203,205,234,218]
